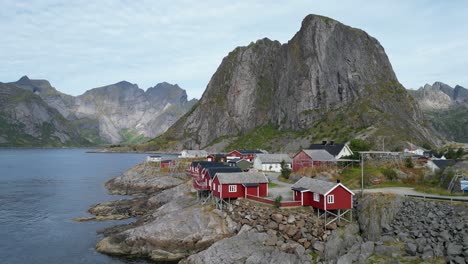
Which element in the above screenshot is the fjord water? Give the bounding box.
[0,149,161,264]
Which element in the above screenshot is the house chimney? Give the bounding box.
[330,141,334,145]
[322,140,327,145]
[336,179,341,183]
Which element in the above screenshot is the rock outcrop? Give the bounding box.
[105,163,185,195]
[96,189,233,262]
[181,230,311,264]
[149,14,437,152]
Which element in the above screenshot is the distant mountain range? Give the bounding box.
[0,76,197,147]
[408,82,468,143]
[143,14,439,152]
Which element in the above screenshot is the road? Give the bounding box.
[358,187,468,201]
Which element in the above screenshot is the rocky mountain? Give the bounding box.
[0,82,90,147]
[408,82,468,143]
[1,76,197,146]
[145,14,437,152]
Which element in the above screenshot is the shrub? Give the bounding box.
[405,157,414,168]
[380,168,397,181]
[280,160,292,179]
[274,195,283,208]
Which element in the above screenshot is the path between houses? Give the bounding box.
[264,172,294,201]
[358,187,468,201]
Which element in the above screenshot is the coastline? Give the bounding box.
[85,161,468,263]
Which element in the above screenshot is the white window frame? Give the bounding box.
[218,184,221,192]
[313,193,319,202]
[213,183,216,191]
[228,185,237,193]
[327,195,334,204]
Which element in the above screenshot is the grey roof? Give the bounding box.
[291,177,337,195]
[206,167,242,179]
[432,159,456,170]
[309,143,345,157]
[302,149,336,161]
[255,154,292,164]
[215,172,268,184]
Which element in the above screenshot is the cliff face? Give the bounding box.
[6,76,197,145]
[409,82,468,143]
[72,81,195,144]
[0,83,89,147]
[151,14,436,151]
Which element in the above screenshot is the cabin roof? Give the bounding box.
[255,154,292,164]
[215,172,268,184]
[291,177,354,195]
[301,149,336,161]
[309,143,345,157]
[206,167,242,178]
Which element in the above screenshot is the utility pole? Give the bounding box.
[361,152,364,195]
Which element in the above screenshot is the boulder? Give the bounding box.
[271,214,283,223]
[358,241,374,263]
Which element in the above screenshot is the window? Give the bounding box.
[213,183,216,191]
[228,185,237,192]
[327,195,334,204]
[313,193,319,202]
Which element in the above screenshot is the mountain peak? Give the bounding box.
[114,81,137,89]
[17,75,31,84]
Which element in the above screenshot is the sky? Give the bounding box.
[1,0,467,99]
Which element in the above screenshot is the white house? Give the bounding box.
[179,150,208,158]
[146,155,161,162]
[253,154,292,172]
[308,141,353,159]
[404,148,425,156]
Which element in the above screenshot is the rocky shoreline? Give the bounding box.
[85,163,468,263]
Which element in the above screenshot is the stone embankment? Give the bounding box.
[386,200,468,263]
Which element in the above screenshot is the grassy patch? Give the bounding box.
[268,182,279,188]
[119,129,149,145]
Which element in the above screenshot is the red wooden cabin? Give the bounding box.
[212,172,268,199]
[292,149,336,172]
[291,177,354,210]
[227,150,264,162]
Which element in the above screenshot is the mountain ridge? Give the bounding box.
[143,14,438,152]
[408,82,468,143]
[1,76,198,146]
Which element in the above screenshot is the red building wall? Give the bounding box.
[293,190,302,202]
[221,183,245,199]
[212,177,221,198]
[292,151,313,172]
[246,186,258,197]
[325,185,353,210]
[228,151,243,159]
[310,193,324,209]
[259,183,268,197]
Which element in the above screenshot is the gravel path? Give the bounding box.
[359,187,468,201]
[264,172,294,200]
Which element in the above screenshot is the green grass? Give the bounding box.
[119,129,149,145]
[268,182,279,188]
[226,124,293,151]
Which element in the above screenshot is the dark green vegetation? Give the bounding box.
[425,107,468,143]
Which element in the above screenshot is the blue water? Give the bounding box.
[0,149,170,264]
